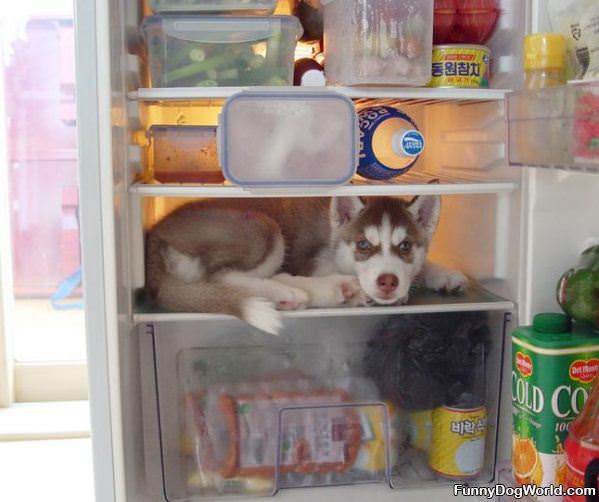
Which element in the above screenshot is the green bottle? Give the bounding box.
[512,313,599,492]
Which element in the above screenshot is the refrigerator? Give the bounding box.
[73,0,599,501]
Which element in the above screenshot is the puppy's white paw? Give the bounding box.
[241,297,282,335]
[347,287,371,307]
[310,275,363,308]
[274,286,309,311]
[425,267,469,294]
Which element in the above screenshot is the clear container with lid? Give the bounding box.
[523,33,567,90]
[144,125,224,183]
[149,0,277,15]
[218,89,358,187]
[322,0,434,86]
[141,16,302,87]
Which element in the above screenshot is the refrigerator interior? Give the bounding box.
[77,0,599,500]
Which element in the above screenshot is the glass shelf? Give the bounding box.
[133,281,514,324]
[130,171,517,199]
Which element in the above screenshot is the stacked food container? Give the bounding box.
[136,0,508,187]
[139,0,304,184]
[136,1,443,188]
[142,0,301,87]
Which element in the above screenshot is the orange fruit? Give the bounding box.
[555,462,567,486]
[513,436,539,484]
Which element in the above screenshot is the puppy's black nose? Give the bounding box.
[377,274,399,295]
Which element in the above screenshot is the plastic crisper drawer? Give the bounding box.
[218,90,358,187]
[140,311,507,500]
[149,0,277,15]
[141,16,302,88]
[321,0,434,86]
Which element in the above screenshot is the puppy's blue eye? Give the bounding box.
[399,240,412,253]
[356,239,371,251]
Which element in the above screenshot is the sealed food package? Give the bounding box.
[277,403,390,489]
[178,346,390,496]
[217,389,359,478]
[548,0,599,80]
[365,312,490,412]
[322,0,434,86]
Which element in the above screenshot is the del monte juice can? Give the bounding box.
[512,313,599,501]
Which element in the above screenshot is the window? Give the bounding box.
[0,0,87,407]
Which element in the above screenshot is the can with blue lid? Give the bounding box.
[357,106,425,180]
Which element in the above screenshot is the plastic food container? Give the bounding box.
[149,0,277,14]
[219,90,358,187]
[145,125,224,183]
[141,16,302,88]
[322,0,434,86]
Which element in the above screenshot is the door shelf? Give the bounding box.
[130,86,510,104]
[509,161,599,175]
[130,171,518,198]
[508,81,599,174]
[133,282,514,324]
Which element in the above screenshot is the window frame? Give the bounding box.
[0,16,87,408]
[0,41,14,409]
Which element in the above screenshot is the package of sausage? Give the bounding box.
[217,389,361,478]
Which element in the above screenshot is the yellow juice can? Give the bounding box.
[428,405,487,479]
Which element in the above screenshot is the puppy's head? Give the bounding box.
[330,195,440,305]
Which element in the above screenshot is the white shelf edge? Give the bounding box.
[129,180,518,198]
[510,162,599,175]
[133,300,515,324]
[129,86,511,102]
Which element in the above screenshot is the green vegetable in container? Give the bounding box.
[195,79,219,87]
[188,47,206,63]
[165,51,244,83]
[248,54,266,69]
[147,18,294,87]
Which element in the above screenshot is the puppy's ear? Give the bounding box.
[408,195,441,241]
[330,197,365,229]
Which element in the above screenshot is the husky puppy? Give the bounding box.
[145,196,467,334]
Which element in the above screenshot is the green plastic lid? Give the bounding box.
[533,313,571,334]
